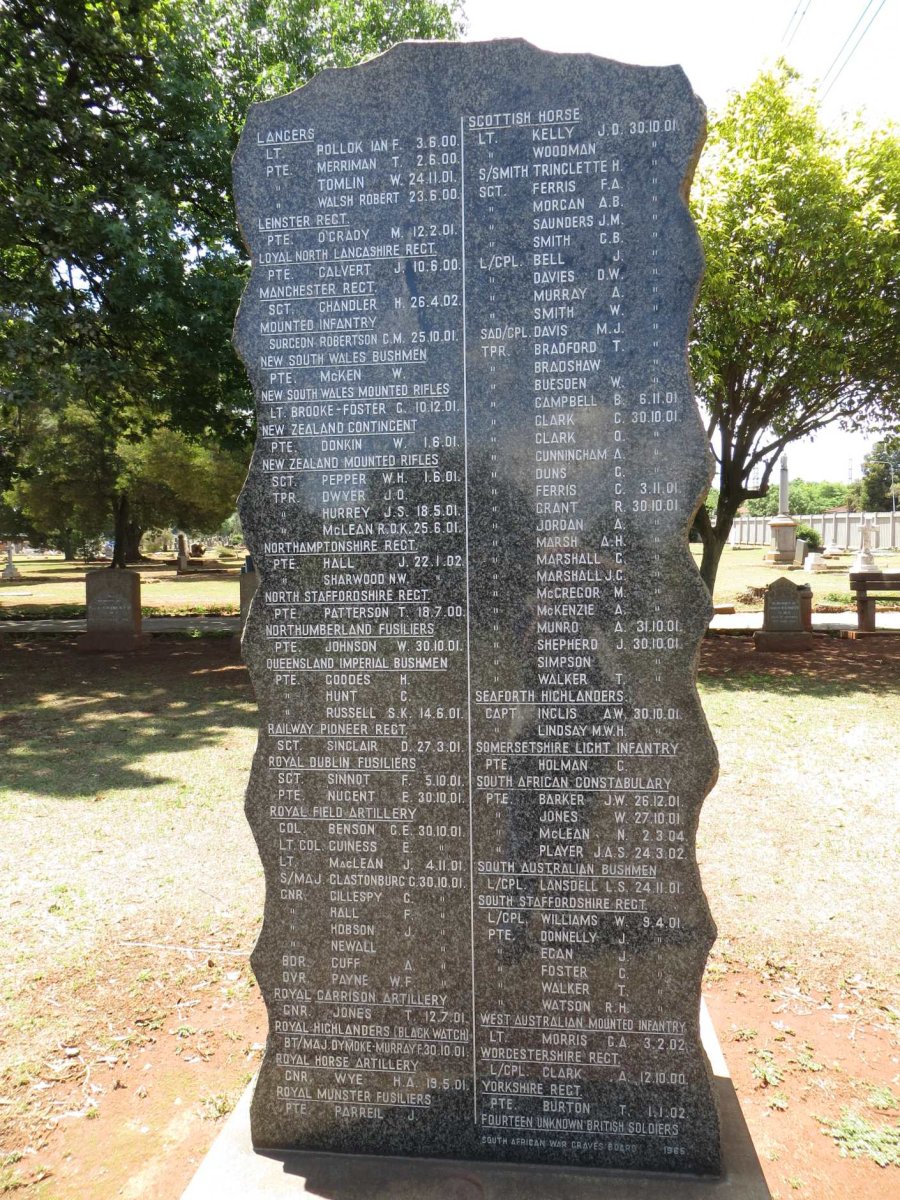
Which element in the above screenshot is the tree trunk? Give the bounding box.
[110,493,129,568]
[60,530,76,561]
[124,521,145,563]
[694,505,734,598]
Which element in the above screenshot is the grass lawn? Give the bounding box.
[698,638,900,968]
[0,555,244,619]
[690,544,900,610]
[0,638,263,1198]
[0,635,897,1198]
[4,547,900,621]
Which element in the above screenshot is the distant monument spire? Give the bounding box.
[765,454,797,565]
[778,455,789,515]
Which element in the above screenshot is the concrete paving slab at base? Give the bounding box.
[1,613,898,635]
[181,1008,770,1200]
[709,610,900,632]
[0,616,241,634]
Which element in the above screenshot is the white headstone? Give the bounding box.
[2,545,22,581]
[853,520,879,570]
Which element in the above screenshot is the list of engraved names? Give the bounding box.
[235,47,717,1173]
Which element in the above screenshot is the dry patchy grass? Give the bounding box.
[697,636,900,983]
[0,557,242,619]
[0,634,897,1198]
[5,547,900,619]
[688,544,900,610]
[0,639,263,1019]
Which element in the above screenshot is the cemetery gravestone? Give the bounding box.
[805,552,826,573]
[753,577,813,652]
[2,545,22,581]
[234,40,721,1176]
[78,569,145,652]
[853,520,879,571]
[798,582,813,631]
[240,554,259,629]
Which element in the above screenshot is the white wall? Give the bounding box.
[729,511,899,550]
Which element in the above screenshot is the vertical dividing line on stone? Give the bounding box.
[459,113,478,1125]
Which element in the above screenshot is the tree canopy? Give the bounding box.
[0,0,462,560]
[857,434,900,512]
[5,29,896,583]
[690,63,900,591]
[7,403,248,558]
[744,478,852,517]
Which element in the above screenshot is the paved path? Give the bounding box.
[0,616,241,634]
[2,612,899,636]
[711,609,900,632]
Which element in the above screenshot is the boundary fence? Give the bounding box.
[729,511,898,550]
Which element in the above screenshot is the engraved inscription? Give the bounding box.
[234,41,718,1174]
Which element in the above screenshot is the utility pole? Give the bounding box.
[867,457,900,549]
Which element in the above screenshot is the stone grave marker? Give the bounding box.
[2,545,22,581]
[233,39,723,1177]
[792,537,808,567]
[805,551,826,573]
[798,582,813,631]
[78,569,145,652]
[853,520,879,571]
[753,576,813,651]
[239,554,259,629]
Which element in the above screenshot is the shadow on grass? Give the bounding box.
[699,634,900,697]
[3,633,896,803]
[0,637,258,800]
[3,561,237,585]
[0,567,88,588]
[1,562,240,617]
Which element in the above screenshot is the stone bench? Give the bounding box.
[849,570,900,631]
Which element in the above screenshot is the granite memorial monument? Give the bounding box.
[234,39,721,1176]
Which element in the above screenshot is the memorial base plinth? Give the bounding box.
[764,515,797,568]
[77,632,147,653]
[181,1011,770,1200]
[752,631,815,652]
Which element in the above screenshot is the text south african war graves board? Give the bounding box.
[233,39,720,1174]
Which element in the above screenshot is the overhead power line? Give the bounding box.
[820,0,889,100]
[781,0,805,41]
[821,0,878,82]
[783,0,815,50]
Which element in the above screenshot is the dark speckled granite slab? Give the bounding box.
[182,1011,773,1198]
[233,39,719,1176]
